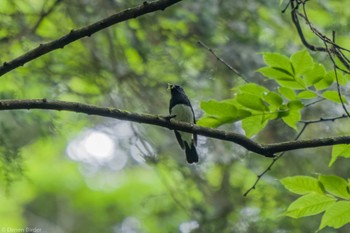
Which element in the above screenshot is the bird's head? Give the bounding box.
[168,83,185,95]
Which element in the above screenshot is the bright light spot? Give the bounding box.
[179,220,199,233]
[120,217,142,233]
[67,130,116,164]
[84,132,114,160]
[66,127,130,190]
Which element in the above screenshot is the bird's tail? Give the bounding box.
[185,142,198,164]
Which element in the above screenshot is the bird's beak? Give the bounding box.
[167,83,174,90]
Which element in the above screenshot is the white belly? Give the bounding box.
[171,104,194,123]
[170,104,194,144]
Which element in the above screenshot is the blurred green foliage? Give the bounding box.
[0,0,349,232]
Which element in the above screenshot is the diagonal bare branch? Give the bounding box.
[197,40,247,82]
[0,0,183,77]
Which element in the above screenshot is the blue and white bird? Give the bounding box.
[168,84,198,164]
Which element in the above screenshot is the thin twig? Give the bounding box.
[243,120,307,196]
[323,38,350,117]
[288,0,350,71]
[243,113,347,196]
[300,114,347,124]
[304,99,324,107]
[197,40,247,82]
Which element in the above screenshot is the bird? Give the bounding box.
[168,84,198,164]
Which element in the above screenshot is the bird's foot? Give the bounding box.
[164,114,176,120]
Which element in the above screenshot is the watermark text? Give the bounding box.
[0,227,42,233]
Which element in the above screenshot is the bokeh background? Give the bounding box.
[0,0,349,232]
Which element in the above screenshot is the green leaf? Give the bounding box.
[264,91,283,107]
[297,90,318,99]
[262,52,293,74]
[322,91,347,104]
[276,76,306,90]
[197,116,234,128]
[236,93,267,111]
[199,100,251,128]
[287,100,304,110]
[304,63,326,87]
[318,175,350,199]
[290,50,314,75]
[281,176,324,195]
[238,83,269,97]
[314,71,334,90]
[279,87,296,100]
[196,116,220,128]
[277,104,289,118]
[200,100,238,116]
[319,201,350,230]
[282,110,300,130]
[258,65,306,89]
[197,100,251,128]
[282,115,299,129]
[258,67,294,81]
[285,193,336,218]
[282,100,303,129]
[242,115,269,137]
[330,144,350,166]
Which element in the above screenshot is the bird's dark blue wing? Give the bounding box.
[174,130,185,149]
[190,105,197,146]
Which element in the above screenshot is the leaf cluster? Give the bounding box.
[281,175,350,231]
[199,50,349,137]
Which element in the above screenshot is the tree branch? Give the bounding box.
[1,99,350,157]
[0,0,183,77]
[287,0,350,72]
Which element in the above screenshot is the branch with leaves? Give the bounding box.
[0,0,183,77]
[1,99,350,157]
